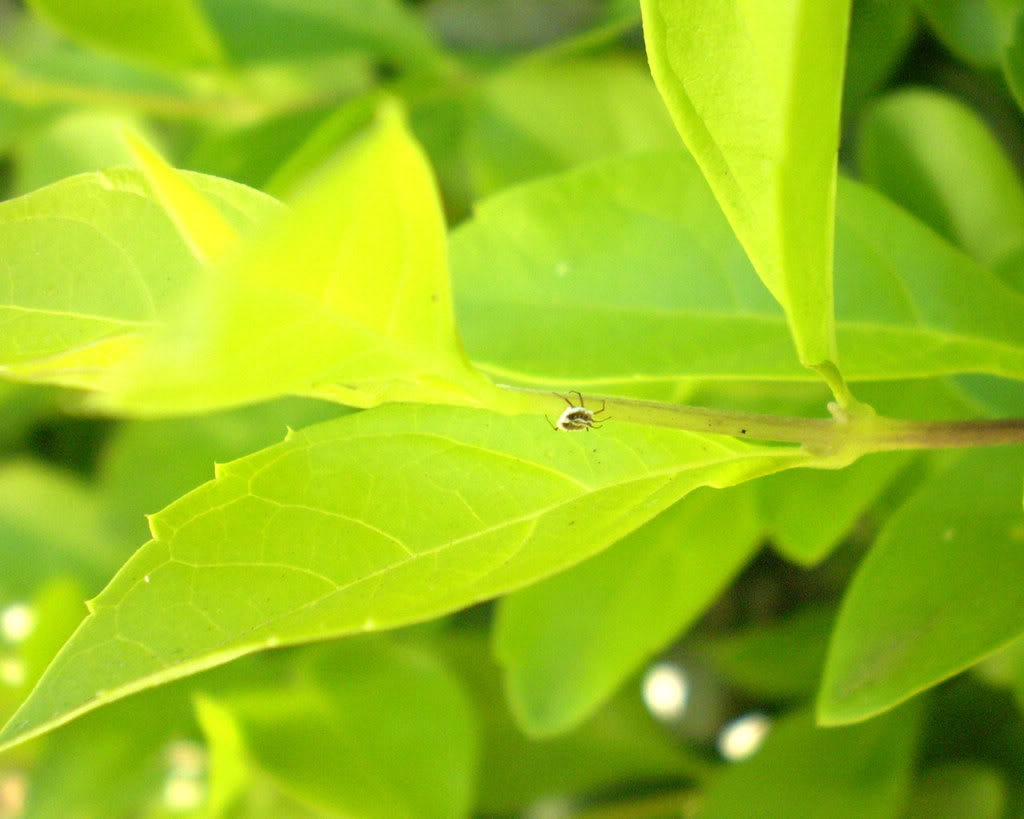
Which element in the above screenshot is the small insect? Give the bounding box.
[547,391,609,431]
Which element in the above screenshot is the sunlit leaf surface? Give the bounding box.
[640,0,850,373]
[0,404,809,751]
[451,152,1024,389]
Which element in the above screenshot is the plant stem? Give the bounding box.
[497,384,1024,456]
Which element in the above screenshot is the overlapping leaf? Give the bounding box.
[0,404,809,752]
[0,168,280,389]
[450,151,1024,390]
[98,106,500,415]
[640,0,850,378]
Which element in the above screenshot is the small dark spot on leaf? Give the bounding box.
[430,292,439,302]
[741,429,746,434]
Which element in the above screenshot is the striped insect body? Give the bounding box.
[548,391,608,431]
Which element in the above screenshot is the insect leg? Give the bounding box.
[571,390,585,407]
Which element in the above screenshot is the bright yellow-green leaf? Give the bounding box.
[122,129,239,266]
[0,168,281,390]
[0,404,810,752]
[194,695,251,818]
[493,483,762,736]
[818,447,1024,725]
[26,0,224,69]
[11,111,147,196]
[640,0,851,381]
[99,105,500,415]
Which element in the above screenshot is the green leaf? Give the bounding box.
[466,55,679,196]
[0,168,280,389]
[99,104,500,415]
[21,680,200,818]
[202,0,443,72]
[818,447,1024,725]
[905,763,1008,819]
[1001,3,1024,112]
[858,89,1024,270]
[760,451,913,565]
[122,128,240,267]
[201,638,477,819]
[915,0,1002,67]
[0,382,56,452]
[450,152,1024,390]
[193,695,250,818]
[0,403,809,752]
[694,606,836,699]
[0,460,124,597]
[493,483,762,736]
[639,0,850,376]
[0,580,86,730]
[842,0,916,117]
[10,111,147,196]
[699,705,921,818]
[25,0,224,70]
[98,397,344,544]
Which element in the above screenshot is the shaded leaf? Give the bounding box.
[26,0,224,70]
[202,0,443,72]
[905,763,1007,819]
[1002,3,1024,112]
[693,606,836,700]
[437,628,708,814]
[494,483,762,735]
[467,55,679,195]
[842,0,916,117]
[0,460,124,597]
[201,638,477,819]
[699,704,921,818]
[915,0,1002,67]
[858,88,1024,270]
[761,451,913,565]
[818,447,1024,725]
[640,0,850,374]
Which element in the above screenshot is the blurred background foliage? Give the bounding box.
[1,0,1023,816]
